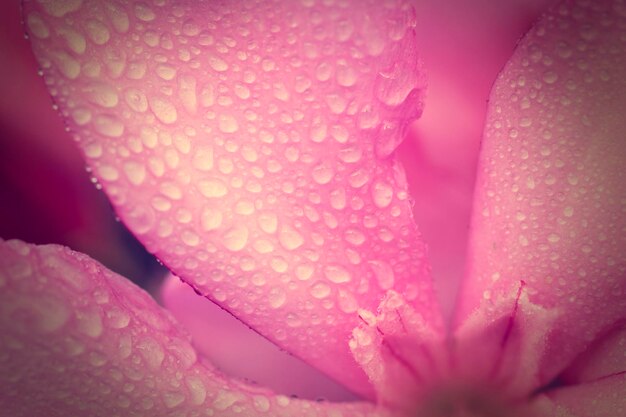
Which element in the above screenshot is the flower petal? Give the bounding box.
[459,0,626,390]
[161,274,359,401]
[24,0,439,397]
[0,239,383,417]
[532,374,626,417]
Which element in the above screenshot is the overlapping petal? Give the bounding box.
[458,0,626,393]
[23,0,441,397]
[0,239,383,417]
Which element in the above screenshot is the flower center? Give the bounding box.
[416,385,514,417]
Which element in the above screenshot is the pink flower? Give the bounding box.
[1,0,624,416]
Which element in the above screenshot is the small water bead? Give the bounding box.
[371,180,393,208]
[149,97,178,124]
[134,2,156,22]
[268,288,287,309]
[324,265,352,283]
[192,146,214,171]
[310,282,331,299]
[84,19,110,45]
[93,114,124,137]
[222,224,249,252]
[312,163,334,185]
[208,55,229,72]
[218,114,239,133]
[156,64,177,80]
[200,207,223,231]
[177,74,198,114]
[51,49,81,79]
[87,82,119,108]
[26,12,50,39]
[185,376,206,406]
[278,225,304,250]
[234,200,255,215]
[258,212,278,234]
[104,1,129,33]
[197,178,228,198]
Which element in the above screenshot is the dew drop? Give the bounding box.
[324,265,352,283]
[278,226,304,250]
[93,114,124,137]
[198,178,228,198]
[371,181,393,208]
[222,224,249,251]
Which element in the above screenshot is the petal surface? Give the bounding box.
[532,374,626,417]
[161,274,358,400]
[23,0,439,397]
[459,0,626,389]
[0,239,383,417]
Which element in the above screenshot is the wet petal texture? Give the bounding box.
[0,239,383,417]
[460,0,626,390]
[24,0,437,396]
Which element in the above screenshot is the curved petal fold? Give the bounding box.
[459,0,626,390]
[0,239,382,417]
[23,0,439,397]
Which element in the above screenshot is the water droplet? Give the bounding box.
[185,376,206,405]
[192,146,214,171]
[310,282,331,299]
[329,188,347,210]
[40,0,83,18]
[93,114,124,137]
[178,74,198,114]
[134,3,156,22]
[312,163,334,184]
[295,264,314,281]
[149,97,178,124]
[156,64,177,80]
[136,337,165,369]
[124,88,148,112]
[543,71,558,84]
[258,212,278,234]
[84,19,110,45]
[26,13,50,39]
[253,395,271,412]
[344,228,365,246]
[87,82,119,108]
[208,55,229,72]
[218,114,239,133]
[371,181,393,208]
[200,207,223,231]
[222,224,249,251]
[268,288,287,309]
[324,265,352,283]
[278,226,304,250]
[76,309,103,338]
[198,178,228,198]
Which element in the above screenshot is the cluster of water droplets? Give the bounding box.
[1,239,383,416]
[25,0,434,394]
[466,0,626,376]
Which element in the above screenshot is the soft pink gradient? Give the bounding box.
[0,0,624,416]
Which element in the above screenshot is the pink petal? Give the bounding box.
[532,374,626,417]
[161,274,358,401]
[560,325,625,385]
[0,239,383,417]
[400,0,559,319]
[24,0,439,397]
[458,0,626,391]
